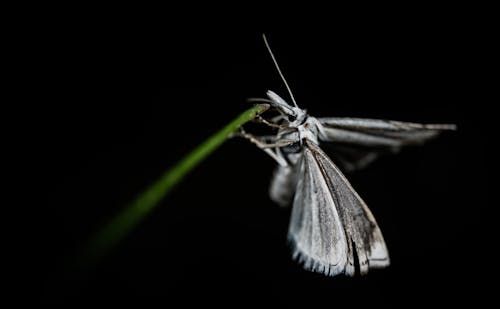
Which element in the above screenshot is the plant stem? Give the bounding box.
[80,104,269,267]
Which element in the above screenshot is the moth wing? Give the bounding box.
[288,140,349,276]
[317,117,456,147]
[269,164,298,207]
[320,143,384,172]
[308,139,390,274]
[289,139,390,276]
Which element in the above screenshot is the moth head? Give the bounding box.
[266,90,307,125]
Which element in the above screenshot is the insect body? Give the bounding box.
[241,35,456,277]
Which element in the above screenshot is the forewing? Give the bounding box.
[288,141,349,276]
[318,117,456,147]
[290,139,390,276]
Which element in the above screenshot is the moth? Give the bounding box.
[240,35,456,277]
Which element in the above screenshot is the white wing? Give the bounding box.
[289,139,390,276]
[288,140,349,276]
[269,165,297,207]
[317,117,456,147]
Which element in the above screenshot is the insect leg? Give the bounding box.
[236,128,294,148]
[253,115,282,129]
[234,128,291,166]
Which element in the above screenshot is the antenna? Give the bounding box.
[262,34,299,108]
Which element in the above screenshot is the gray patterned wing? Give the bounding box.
[289,139,390,276]
[317,117,456,147]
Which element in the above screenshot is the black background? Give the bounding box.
[13,6,491,306]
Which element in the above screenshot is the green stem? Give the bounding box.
[80,104,269,266]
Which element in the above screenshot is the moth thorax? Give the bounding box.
[298,120,319,145]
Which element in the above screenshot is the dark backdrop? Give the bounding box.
[18,9,491,306]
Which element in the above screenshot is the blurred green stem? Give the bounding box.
[81,104,269,266]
